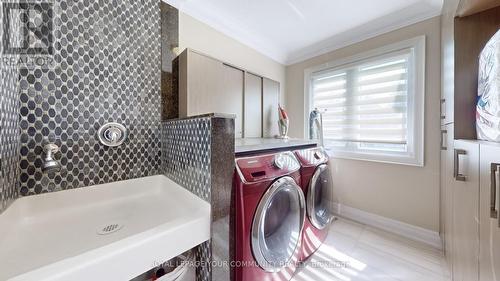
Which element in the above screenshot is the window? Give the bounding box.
[305,37,425,166]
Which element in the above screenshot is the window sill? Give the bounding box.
[325,148,424,167]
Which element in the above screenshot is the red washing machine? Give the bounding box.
[294,147,335,262]
[233,151,306,281]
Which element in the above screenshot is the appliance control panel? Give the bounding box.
[294,147,328,167]
[236,152,300,182]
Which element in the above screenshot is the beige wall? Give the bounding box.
[285,17,441,231]
[178,12,286,102]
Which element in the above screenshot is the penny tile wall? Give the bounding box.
[17,0,162,195]
[0,0,20,212]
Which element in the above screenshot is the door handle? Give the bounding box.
[490,164,500,220]
[440,99,446,120]
[440,130,447,151]
[454,149,467,181]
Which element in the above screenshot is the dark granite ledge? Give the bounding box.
[235,137,318,156]
[165,113,236,122]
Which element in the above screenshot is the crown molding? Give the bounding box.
[285,8,442,65]
[163,0,442,66]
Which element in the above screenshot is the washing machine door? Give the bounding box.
[307,164,334,229]
[251,176,305,272]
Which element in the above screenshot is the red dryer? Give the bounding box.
[233,151,306,281]
[294,147,335,262]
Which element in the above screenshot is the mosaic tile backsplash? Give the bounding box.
[18,0,162,195]
[162,117,213,281]
[162,117,212,202]
[0,0,20,212]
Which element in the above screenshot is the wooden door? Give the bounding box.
[479,142,500,281]
[452,140,480,281]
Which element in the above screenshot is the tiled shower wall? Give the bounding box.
[0,0,20,212]
[18,0,162,195]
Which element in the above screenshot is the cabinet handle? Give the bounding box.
[491,164,500,220]
[440,130,447,151]
[440,99,446,120]
[454,149,467,181]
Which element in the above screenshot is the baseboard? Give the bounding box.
[332,203,443,250]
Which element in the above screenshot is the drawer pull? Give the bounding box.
[440,99,446,120]
[490,164,500,219]
[454,149,467,181]
[440,130,447,151]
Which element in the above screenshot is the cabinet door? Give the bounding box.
[479,142,500,281]
[440,0,459,125]
[244,73,262,138]
[441,124,454,272]
[185,51,224,116]
[222,65,244,138]
[453,140,480,281]
[262,78,279,138]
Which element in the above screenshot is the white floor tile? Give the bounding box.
[292,218,450,281]
[330,217,365,239]
[357,229,446,274]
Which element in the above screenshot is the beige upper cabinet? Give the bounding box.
[479,142,500,281]
[178,50,244,137]
[179,50,223,117]
[178,49,279,138]
[221,65,244,138]
[244,73,263,138]
[262,78,280,138]
[452,140,480,281]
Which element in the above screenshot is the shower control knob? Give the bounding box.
[104,127,122,142]
[98,122,128,147]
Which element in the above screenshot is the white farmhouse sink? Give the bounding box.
[0,175,211,281]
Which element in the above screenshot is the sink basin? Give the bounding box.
[0,175,211,281]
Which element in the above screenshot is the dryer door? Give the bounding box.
[307,164,335,229]
[251,176,305,272]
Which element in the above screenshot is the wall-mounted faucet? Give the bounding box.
[42,143,61,173]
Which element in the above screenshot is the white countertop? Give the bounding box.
[235,138,318,154]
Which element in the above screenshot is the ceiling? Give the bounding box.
[165,0,443,65]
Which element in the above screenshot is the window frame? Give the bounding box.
[304,36,426,166]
